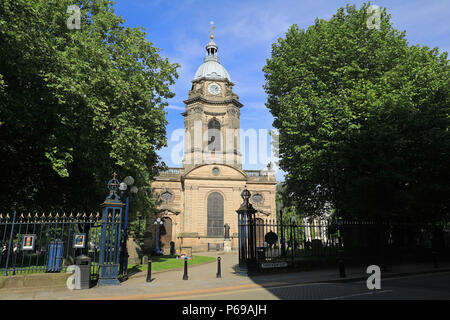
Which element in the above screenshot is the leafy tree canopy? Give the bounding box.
[263,3,449,222]
[0,0,179,216]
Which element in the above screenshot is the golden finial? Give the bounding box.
[209,21,215,39]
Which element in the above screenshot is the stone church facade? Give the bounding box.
[146,34,277,254]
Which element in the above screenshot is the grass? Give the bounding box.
[1,255,216,277]
[127,255,216,274]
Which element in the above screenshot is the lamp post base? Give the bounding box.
[98,264,121,286]
[235,265,249,276]
[98,279,121,286]
[235,261,257,276]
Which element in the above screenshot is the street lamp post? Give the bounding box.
[277,199,286,257]
[154,218,163,255]
[118,176,138,277]
[290,215,297,264]
[236,188,257,273]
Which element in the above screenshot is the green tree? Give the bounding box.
[0,0,178,214]
[263,3,449,222]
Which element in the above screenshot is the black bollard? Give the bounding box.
[216,257,221,278]
[183,258,188,280]
[337,250,346,278]
[432,251,439,269]
[146,259,152,282]
[338,259,346,278]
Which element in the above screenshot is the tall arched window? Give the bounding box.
[208,119,221,151]
[207,192,224,237]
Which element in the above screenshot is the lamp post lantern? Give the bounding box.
[154,217,164,255]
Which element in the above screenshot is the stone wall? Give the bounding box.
[0,273,72,291]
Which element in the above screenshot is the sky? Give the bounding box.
[112,0,450,181]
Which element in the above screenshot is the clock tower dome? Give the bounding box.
[182,34,243,170]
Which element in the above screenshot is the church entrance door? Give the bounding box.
[160,217,172,255]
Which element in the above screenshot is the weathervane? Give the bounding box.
[209,21,215,39]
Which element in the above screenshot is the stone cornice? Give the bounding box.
[191,77,234,86]
[204,111,226,116]
[156,208,181,215]
[256,210,272,216]
[183,96,243,108]
[183,176,247,182]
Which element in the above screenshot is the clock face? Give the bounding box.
[208,83,221,95]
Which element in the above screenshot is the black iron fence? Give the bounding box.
[240,217,450,271]
[0,211,121,281]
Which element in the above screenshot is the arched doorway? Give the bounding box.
[160,217,172,255]
[207,192,224,237]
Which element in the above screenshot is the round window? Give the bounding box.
[212,167,220,176]
[252,194,263,204]
[161,191,173,201]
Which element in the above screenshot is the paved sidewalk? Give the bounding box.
[1,251,449,300]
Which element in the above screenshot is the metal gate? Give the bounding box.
[0,175,126,285]
[0,212,108,280]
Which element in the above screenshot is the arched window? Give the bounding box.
[208,119,221,151]
[207,192,224,237]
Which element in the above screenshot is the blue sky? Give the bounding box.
[113,0,450,181]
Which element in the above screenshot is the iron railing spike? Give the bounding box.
[69,212,73,218]
[82,213,87,218]
[62,212,66,218]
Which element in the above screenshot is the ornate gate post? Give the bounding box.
[236,188,257,273]
[98,173,124,286]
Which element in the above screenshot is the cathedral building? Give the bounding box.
[147,33,277,254]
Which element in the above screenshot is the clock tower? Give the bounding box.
[182,34,243,170]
